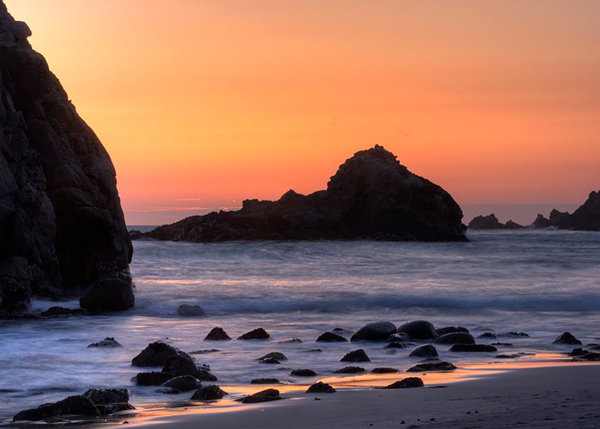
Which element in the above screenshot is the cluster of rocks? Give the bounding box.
[0,0,133,315]
[138,145,467,243]
[468,190,600,231]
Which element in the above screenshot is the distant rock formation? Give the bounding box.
[143,145,467,243]
[468,214,524,230]
[0,2,132,313]
[533,191,600,231]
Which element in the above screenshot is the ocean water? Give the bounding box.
[1,230,600,422]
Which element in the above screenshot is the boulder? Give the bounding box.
[385,342,408,349]
[195,369,218,382]
[79,279,134,313]
[88,337,121,348]
[341,349,370,362]
[450,344,497,352]
[136,372,172,386]
[435,332,475,345]
[407,362,456,372]
[372,367,399,374]
[257,352,287,362]
[162,354,202,377]
[350,321,397,342]
[143,145,467,243]
[191,385,227,401]
[383,377,424,389]
[0,2,133,314]
[241,389,282,404]
[397,320,436,340]
[306,382,336,393]
[316,332,348,342]
[238,328,270,340]
[435,326,469,336]
[161,376,201,392]
[334,366,365,374]
[132,342,181,367]
[205,327,231,341]
[478,333,497,339]
[176,304,205,317]
[279,338,302,343]
[468,214,504,229]
[291,369,317,377]
[13,395,99,421]
[83,389,129,405]
[409,345,438,358]
[251,378,281,384]
[41,307,87,317]
[553,332,582,345]
[386,332,411,342]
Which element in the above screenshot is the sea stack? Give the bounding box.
[144,145,467,242]
[0,2,133,314]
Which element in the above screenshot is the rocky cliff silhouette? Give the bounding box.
[0,2,132,314]
[143,145,467,243]
[534,191,600,231]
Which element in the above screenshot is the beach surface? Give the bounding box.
[122,364,600,429]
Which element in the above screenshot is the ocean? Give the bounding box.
[1,230,599,422]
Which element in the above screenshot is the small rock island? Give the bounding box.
[143,145,467,243]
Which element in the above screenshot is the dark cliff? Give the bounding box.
[0,2,132,313]
[468,214,524,230]
[534,191,600,231]
[145,145,467,243]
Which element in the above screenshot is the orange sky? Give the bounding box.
[7,0,600,224]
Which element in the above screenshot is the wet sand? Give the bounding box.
[119,361,600,429]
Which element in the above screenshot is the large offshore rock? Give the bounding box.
[0,1,132,312]
[144,145,467,243]
[549,192,600,231]
[468,214,523,230]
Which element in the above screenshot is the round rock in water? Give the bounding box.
[409,345,438,358]
[341,349,371,362]
[291,369,317,377]
[191,385,227,401]
[334,366,366,374]
[162,375,201,392]
[132,342,181,367]
[176,304,206,317]
[434,332,475,345]
[88,337,122,348]
[238,328,270,340]
[350,322,397,342]
[316,332,348,342]
[450,344,497,352]
[397,320,436,340]
[204,327,231,341]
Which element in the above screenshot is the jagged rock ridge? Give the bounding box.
[0,2,132,313]
[144,145,467,243]
[534,191,600,231]
[468,214,523,230]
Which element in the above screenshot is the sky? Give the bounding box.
[6,0,600,225]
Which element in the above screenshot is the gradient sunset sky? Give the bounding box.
[7,0,600,225]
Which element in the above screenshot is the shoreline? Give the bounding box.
[105,357,600,428]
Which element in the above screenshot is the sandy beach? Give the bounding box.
[119,362,600,429]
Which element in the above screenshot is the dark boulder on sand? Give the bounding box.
[409,345,438,358]
[553,332,582,345]
[383,377,424,389]
[397,320,436,340]
[142,145,467,243]
[350,321,397,342]
[132,342,181,367]
[238,328,270,340]
[450,344,497,352]
[191,385,227,401]
[88,337,121,348]
[0,2,133,314]
[79,278,134,313]
[435,332,475,345]
[334,366,366,374]
[176,304,205,317]
[317,332,348,342]
[83,389,134,414]
[241,389,282,404]
[306,382,336,393]
[205,327,231,341]
[13,395,99,421]
[291,369,317,377]
[407,362,456,372]
[341,349,371,362]
[251,378,282,384]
